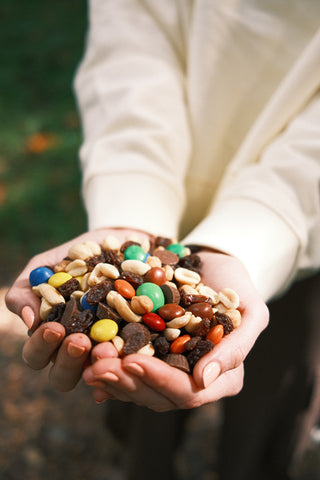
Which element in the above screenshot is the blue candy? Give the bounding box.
[29,266,54,287]
[81,293,97,312]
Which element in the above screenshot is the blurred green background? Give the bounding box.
[0,0,88,286]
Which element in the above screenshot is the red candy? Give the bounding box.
[142,312,166,332]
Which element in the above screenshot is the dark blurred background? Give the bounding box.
[0,0,87,286]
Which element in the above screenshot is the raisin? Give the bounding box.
[215,311,234,335]
[61,309,94,335]
[184,336,201,351]
[103,249,123,267]
[45,302,66,323]
[86,279,114,305]
[120,240,140,254]
[119,271,143,289]
[178,253,202,273]
[86,254,106,270]
[154,236,172,249]
[180,294,212,308]
[192,318,212,338]
[187,339,214,370]
[154,335,170,356]
[58,278,80,300]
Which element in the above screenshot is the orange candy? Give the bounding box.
[170,334,191,354]
[114,279,136,299]
[206,324,224,345]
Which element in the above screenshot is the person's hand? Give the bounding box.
[83,251,269,410]
[5,227,153,392]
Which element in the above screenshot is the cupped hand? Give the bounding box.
[83,251,269,410]
[5,227,153,391]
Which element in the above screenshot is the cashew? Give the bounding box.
[164,328,181,341]
[137,343,155,356]
[219,288,240,309]
[32,283,65,306]
[102,235,121,251]
[106,291,142,323]
[130,295,154,314]
[174,267,201,286]
[166,312,192,329]
[121,259,151,276]
[88,263,120,286]
[65,259,88,276]
[112,335,124,355]
[185,314,203,333]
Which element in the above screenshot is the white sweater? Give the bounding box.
[74,0,320,301]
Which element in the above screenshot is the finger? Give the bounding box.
[193,301,269,389]
[22,322,66,370]
[84,357,177,411]
[92,388,116,403]
[49,333,92,392]
[90,341,119,362]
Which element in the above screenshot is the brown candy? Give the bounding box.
[186,302,213,320]
[144,267,167,285]
[153,249,179,266]
[160,283,180,304]
[158,303,185,321]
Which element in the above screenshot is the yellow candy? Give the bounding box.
[90,319,119,342]
[48,272,72,288]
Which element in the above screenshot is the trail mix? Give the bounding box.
[29,235,241,373]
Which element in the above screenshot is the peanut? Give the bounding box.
[107,290,142,323]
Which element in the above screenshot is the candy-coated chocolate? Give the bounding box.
[90,319,118,342]
[158,303,185,321]
[144,267,167,286]
[114,279,135,298]
[187,302,213,319]
[170,334,191,354]
[166,243,185,258]
[136,282,165,312]
[29,266,54,287]
[48,272,73,288]
[81,293,97,312]
[124,244,146,262]
[142,312,166,331]
[206,324,224,344]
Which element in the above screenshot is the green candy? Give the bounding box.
[166,243,185,258]
[124,244,146,262]
[136,282,165,312]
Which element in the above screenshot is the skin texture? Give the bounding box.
[5,231,269,407]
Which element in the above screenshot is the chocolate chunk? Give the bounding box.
[160,283,180,304]
[153,249,179,266]
[187,339,213,370]
[60,298,80,329]
[96,302,122,323]
[62,307,94,335]
[163,353,190,373]
[121,323,151,355]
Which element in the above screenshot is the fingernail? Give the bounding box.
[22,306,35,329]
[43,329,63,344]
[125,362,144,377]
[67,342,86,358]
[202,362,221,388]
[102,372,119,382]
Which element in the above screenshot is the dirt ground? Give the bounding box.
[1,288,320,480]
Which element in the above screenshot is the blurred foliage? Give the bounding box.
[0,0,88,285]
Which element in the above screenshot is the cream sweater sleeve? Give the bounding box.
[74,0,191,238]
[183,91,320,301]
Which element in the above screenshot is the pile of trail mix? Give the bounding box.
[29,235,241,373]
